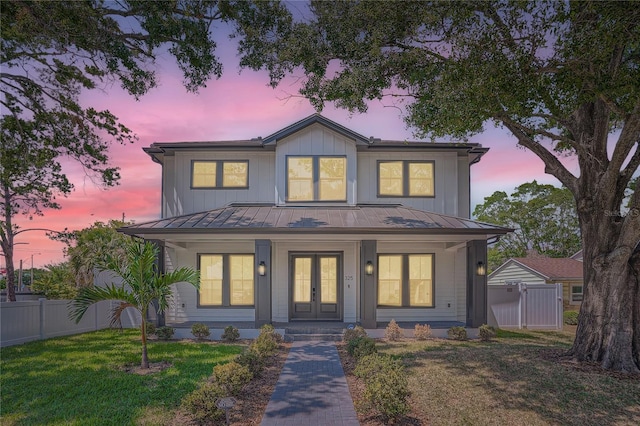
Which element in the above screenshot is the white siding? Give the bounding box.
[275,124,358,205]
[488,262,545,285]
[167,241,256,323]
[375,242,462,322]
[163,152,275,217]
[356,151,461,216]
[454,247,467,322]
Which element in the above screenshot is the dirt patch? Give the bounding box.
[539,349,640,381]
[123,361,173,375]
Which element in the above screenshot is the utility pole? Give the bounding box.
[18,259,23,292]
[30,253,34,289]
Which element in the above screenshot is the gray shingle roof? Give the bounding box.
[120,204,511,236]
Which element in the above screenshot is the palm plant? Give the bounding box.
[69,240,199,368]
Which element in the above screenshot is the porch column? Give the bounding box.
[360,240,377,329]
[466,240,488,327]
[255,239,272,327]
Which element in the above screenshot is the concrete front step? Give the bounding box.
[288,333,343,342]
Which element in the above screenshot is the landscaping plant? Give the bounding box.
[213,361,253,396]
[478,324,496,341]
[384,319,404,341]
[414,324,432,340]
[564,310,579,325]
[156,326,175,340]
[69,240,199,368]
[447,326,468,341]
[191,323,211,341]
[347,336,377,359]
[222,325,240,342]
[343,325,367,343]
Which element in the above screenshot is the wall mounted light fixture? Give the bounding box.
[476,261,486,276]
[365,261,374,276]
[258,261,266,276]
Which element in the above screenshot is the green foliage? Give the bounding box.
[69,240,198,367]
[30,262,77,299]
[354,354,410,422]
[347,336,377,359]
[53,220,131,287]
[478,325,496,342]
[190,323,211,341]
[384,319,404,341]
[414,324,432,340]
[181,382,226,425]
[250,331,279,357]
[447,326,468,341]
[564,311,579,325]
[156,326,175,341]
[473,181,581,270]
[236,350,266,377]
[221,325,240,342]
[343,325,367,343]
[213,361,253,396]
[143,322,156,336]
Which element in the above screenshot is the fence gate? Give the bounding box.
[488,283,563,330]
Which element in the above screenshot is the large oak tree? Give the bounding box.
[240,1,640,372]
[0,0,291,301]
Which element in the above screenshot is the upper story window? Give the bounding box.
[378,160,434,197]
[287,156,346,201]
[191,160,249,189]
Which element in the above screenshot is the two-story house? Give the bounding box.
[121,114,510,328]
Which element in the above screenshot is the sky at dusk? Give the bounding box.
[7,38,577,270]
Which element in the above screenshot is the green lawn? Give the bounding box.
[0,329,243,425]
[376,329,640,426]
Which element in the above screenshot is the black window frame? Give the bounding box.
[285,155,348,202]
[197,253,255,308]
[377,160,435,198]
[376,253,436,308]
[190,160,250,189]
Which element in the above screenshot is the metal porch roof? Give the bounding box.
[120,204,512,236]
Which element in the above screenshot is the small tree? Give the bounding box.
[69,240,199,368]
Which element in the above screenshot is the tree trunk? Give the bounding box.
[141,319,149,369]
[569,222,640,373]
[1,186,16,302]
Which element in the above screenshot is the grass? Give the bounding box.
[0,329,243,425]
[374,329,640,426]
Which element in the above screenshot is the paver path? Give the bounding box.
[260,340,359,426]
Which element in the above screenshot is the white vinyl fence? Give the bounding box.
[487,283,563,330]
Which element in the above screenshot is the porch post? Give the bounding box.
[466,240,488,327]
[255,240,272,327]
[360,240,377,329]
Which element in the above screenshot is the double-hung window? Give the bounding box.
[198,254,254,306]
[570,285,583,303]
[378,254,434,307]
[378,160,434,197]
[192,160,249,189]
[287,156,346,201]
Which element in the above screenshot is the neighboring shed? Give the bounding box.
[488,257,584,307]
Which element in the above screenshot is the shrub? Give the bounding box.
[143,322,156,336]
[354,354,410,422]
[250,332,279,357]
[191,323,211,340]
[447,326,467,341]
[221,325,240,342]
[347,336,377,359]
[384,319,404,341]
[564,310,579,325]
[155,326,175,340]
[213,361,253,396]
[181,382,226,424]
[414,324,432,340]
[236,350,265,376]
[260,324,284,343]
[342,325,367,343]
[478,324,496,341]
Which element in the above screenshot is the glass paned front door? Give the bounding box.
[291,254,341,319]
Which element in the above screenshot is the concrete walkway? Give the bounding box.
[260,341,359,426]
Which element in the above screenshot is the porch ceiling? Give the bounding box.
[120,204,512,238]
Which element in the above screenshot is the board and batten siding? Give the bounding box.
[274,123,358,205]
[356,151,461,217]
[162,151,275,217]
[375,242,464,322]
[166,241,256,323]
[488,262,545,286]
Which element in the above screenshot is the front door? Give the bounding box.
[290,254,342,320]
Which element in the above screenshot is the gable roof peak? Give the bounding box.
[261,113,371,145]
